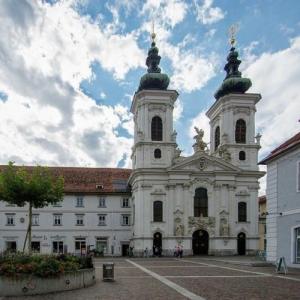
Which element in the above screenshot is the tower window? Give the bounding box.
[239,151,246,161]
[154,148,161,159]
[194,188,208,217]
[151,116,163,141]
[153,201,163,222]
[235,119,246,143]
[238,202,247,222]
[215,126,220,150]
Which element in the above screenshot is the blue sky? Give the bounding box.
[0,0,299,179]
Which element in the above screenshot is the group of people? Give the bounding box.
[174,245,183,258]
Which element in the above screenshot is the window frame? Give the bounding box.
[151,116,163,141]
[215,126,220,150]
[121,214,130,226]
[154,148,162,159]
[122,198,129,208]
[6,213,15,226]
[98,197,106,208]
[235,119,246,144]
[32,214,39,226]
[153,200,163,222]
[75,214,84,226]
[194,188,208,217]
[53,214,62,226]
[76,196,84,207]
[98,214,107,226]
[238,202,247,222]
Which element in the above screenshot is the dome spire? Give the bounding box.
[214,25,252,100]
[137,21,170,91]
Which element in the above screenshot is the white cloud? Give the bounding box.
[193,0,225,25]
[173,98,183,122]
[168,48,217,92]
[100,92,106,99]
[141,0,188,29]
[0,0,138,167]
[244,37,300,159]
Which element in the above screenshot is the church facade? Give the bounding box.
[129,35,265,256]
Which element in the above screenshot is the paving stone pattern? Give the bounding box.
[2,257,300,300]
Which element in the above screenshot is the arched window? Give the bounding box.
[235,119,246,143]
[154,148,161,159]
[151,116,163,141]
[153,201,163,222]
[215,126,220,150]
[239,151,246,161]
[194,188,208,217]
[238,202,247,222]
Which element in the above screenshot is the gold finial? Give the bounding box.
[151,19,156,42]
[228,24,239,47]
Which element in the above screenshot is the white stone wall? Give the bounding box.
[266,162,278,262]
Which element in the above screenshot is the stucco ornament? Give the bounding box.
[188,216,215,235]
[175,223,184,236]
[218,145,231,161]
[193,127,208,153]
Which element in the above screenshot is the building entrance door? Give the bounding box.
[122,244,129,256]
[237,232,246,255]
[192,230,209,255]
[153,232,162,256]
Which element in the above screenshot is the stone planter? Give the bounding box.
[0,268,95,296]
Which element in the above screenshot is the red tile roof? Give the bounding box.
[0,165,132,194]
[259,132,300,164]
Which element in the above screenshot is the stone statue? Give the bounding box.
[218,145,231,161]
[175,223,184,236]
[174,146,182,158]
[193,127,208,152]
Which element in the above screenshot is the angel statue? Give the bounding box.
[193,127,207,152]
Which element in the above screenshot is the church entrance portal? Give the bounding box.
[237,232,246,255]
[192,230,209,255]
[153,232,162,256]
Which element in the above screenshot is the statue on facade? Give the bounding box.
[171,130,177,142]
[193,127,208,153]
[218,145,231,161]
[175,223,184,236]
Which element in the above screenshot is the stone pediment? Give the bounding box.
[167,152,241,173]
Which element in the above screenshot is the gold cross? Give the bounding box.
[228,24,239,47]
[151,19,156,42]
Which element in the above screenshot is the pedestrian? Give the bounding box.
[179,245,183,258]
[144,247,149,258]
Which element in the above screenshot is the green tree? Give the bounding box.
[0,162,64,254]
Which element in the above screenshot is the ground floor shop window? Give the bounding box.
[31,241,40,253]
[53,241,64,254]
[296,227,300,263]
[75,238,86,255]
[96,238,107,255]
[6,241,17,253]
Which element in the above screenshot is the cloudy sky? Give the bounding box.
[0,0,299,191]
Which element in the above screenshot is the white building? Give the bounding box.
[260,132,300,267]
[0,168,132,256]
[0,38,265,256]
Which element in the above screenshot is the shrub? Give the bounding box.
[0,254,93,278]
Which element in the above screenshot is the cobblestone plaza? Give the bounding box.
[3,257,299,300]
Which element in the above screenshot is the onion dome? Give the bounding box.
[138,32,170,91]
[214,46,252,100]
